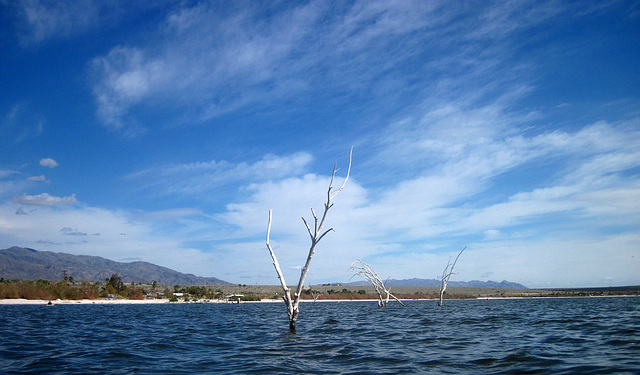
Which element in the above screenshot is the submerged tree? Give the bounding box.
[349,259,405,307]
[266,148,352,331]
[438,246,466,306]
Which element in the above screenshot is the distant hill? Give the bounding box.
[345,277,527,289]
[0,247,230,286]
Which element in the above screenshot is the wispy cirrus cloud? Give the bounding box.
[0,103,43,146]
[365,111,640,237]
[12,0,102,45]
[127,152,313,200]
[9,0,166,46]
[89,2,319,130]
[88,1,572,134]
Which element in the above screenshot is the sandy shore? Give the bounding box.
[0,298,393,305]
[2,295,634,305]
[0,298,174,305]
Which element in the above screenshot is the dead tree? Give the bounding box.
[266,148,352,331]
[438,246,466,306]
[349,259,405,307]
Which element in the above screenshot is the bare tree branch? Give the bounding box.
[330,148,352,199]
[265,210,294,318]
[317,228,334,243]
[301,217,314,239]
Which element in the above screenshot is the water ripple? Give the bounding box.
[0,297,638,374]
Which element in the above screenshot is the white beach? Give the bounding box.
[0,298,396,305]
[0,298,173,305]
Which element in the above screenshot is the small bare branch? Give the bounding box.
[329,147,352,200]
[317,228,334,243]
[301,217,314,239]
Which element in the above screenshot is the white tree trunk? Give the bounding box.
[438,246,465,306]
[266,148,352,331]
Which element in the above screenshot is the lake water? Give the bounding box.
[0,297,638,374]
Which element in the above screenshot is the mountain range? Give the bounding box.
[0,247,230,285]
[1,246,527,289]
[345,278,527,289]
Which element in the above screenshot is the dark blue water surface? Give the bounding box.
[0,297,638,374]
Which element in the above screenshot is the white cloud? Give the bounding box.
[12,193,76,206]
[2,113,638,286]
[5,109,626,287]
[27,175,49,183]
[224,174,340,239]
[215,115,640,285]
[39,158,58,168]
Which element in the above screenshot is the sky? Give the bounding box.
[1,1,639,288]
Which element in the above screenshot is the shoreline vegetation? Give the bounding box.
[1,279,638,304]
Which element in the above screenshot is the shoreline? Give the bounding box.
[0,298,173,305]
[0,298,393,305]
[2,295,637,305]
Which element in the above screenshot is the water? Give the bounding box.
[0,297,638,374]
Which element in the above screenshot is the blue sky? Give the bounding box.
[1,1,639,288]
